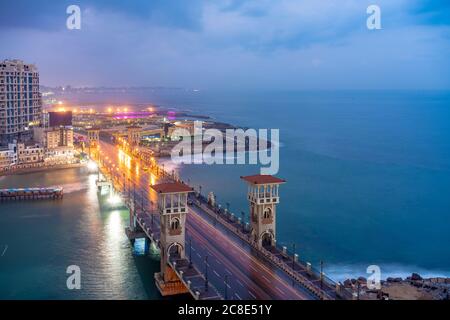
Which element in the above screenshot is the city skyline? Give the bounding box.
[0,0,449,90]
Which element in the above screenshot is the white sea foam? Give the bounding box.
[325,263,450,281]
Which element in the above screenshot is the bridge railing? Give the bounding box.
[187,191,357,300]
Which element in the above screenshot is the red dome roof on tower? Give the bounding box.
[240,175,286,185]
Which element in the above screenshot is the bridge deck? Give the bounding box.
[93,137,352,300]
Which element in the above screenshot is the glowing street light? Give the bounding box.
[87,160,98,172]
[108,194,122,206]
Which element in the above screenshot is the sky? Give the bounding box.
[0,0,449,90]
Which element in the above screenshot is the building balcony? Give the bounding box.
[248,194,279,204]
[162,206,187,214]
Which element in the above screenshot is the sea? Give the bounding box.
[1,90,449,299]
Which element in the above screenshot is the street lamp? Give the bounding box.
[292,243,296,270]
[320,260,324,299]
[241,211,245,232]
[204,255,209,291]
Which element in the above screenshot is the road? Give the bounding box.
[97,140,317,300]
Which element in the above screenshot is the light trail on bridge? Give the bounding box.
[96,139,317,300]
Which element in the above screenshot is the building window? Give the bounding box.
[170,218,180,230]
[263,207,272,219]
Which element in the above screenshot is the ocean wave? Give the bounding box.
[325,263,450,281]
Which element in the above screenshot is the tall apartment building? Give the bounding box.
[0,59,42,145]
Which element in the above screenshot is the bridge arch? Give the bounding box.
[260,230,274,247]
[167,242,183,258]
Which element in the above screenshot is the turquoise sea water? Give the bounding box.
[1,90,449,299]
[0,168,160,299]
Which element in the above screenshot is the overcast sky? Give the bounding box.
[0,0,449,90]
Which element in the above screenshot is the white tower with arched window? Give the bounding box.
[151,181,193,296]
[241,175,286,248]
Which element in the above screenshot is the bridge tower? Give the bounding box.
[241,175,286,248]
[151,181,193,296]
[86,127,100,158]
[127,125,142,147]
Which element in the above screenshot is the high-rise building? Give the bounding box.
[0,59,42,145]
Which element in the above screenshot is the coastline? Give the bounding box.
[0,163,86,177]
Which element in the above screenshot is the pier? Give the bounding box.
[0,187,63,201]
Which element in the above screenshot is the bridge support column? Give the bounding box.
[144,237,150,255]
[87,128,100,159]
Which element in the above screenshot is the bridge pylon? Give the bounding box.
[150,181,194,296]
[86,127,100,159]
[241,175,286,248]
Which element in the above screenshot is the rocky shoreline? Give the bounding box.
[343,273,450,300]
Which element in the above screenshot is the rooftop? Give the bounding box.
[240,174,286,185]
[151,182,193,194]
[86,127,101,131]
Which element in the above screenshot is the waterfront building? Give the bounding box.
[0,143,17,168]
[34,126,74,149]
[44,146,75,164]
[16,142,44,164]
[0,59,42,145]
[168,121,196,139]
[33,126,75,164]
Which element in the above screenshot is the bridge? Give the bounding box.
[86,130,354,300]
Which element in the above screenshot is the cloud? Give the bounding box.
[410,0,450,25]
[0,0,448,90]
[0,0,203,31]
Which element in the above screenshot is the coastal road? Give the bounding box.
[97,140,317,300]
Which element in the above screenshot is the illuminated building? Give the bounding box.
[0,60,42,145]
